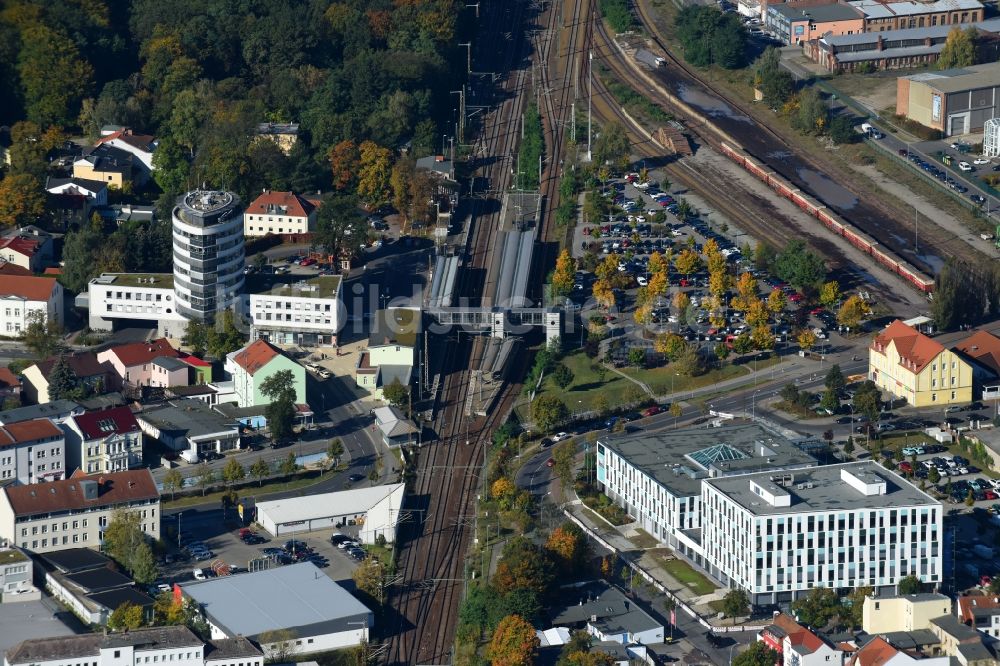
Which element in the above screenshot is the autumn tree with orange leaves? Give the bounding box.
[487,614,539,666]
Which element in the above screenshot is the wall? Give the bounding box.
[260,626,370,658]
[73,163,124,188]
[250,355,305,408]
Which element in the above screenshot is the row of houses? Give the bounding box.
[752,592,1000,665]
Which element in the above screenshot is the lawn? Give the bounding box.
[659,557,718,596]
[621,354,780,397]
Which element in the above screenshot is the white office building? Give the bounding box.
[172,190,244,323]
[701,463,942,604]
[249,275,343,347]
[596,424,819,551]
[4,626,264,666]
[86,273,187,338]
[596,425,942,605]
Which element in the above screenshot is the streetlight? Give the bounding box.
[751,389,763,420]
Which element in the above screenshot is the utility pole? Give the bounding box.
[914,206,919,253]
[451,88,465,143]
[587,50,593,162]
[459,42,472,76]
[571,101,576,143]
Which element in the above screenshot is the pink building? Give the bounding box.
[96,338,185,387]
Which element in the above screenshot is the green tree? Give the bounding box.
[937,27,977,69]
[196,464,215,496]
[21,310,64,358]
[825,364,846,392]
[853,381,881,423]
[793,88,829,136]
[315,194,368,265]
[280,452,298,476]
[0,173,46,229]
[183,321,210,357]
[928,466,940,484]
[790,586,841,629]
[60,224,103,293]
[593,122,630,170]
[551,364,575,390]
[103,510,158,584]
[206,310,246,359]
[844,437,855,458]
[846,587,874,628]
[356,140,393,207]
[753,47,794,104]
[552,439,577,488]
[722,589,750,618]
[47,355,81,401]
[829,115,856,144]
[533,395,569,433]
[261,369,297,445]
[628,347,646,368]
[222,458,245,485]
[162,468,184,500]
[108,602,145,630]
[327,439,345,468]
[250,459,270,487]
[898,575,923,594]
[352,557,386,605]
[820,389,839,413]
[382,378,409,410]
[151,136,191,194]
[18,25,94,126]
[774,240,826,290]
[493,537,555,597]
[932,259,987,330]
[732,641,780,666]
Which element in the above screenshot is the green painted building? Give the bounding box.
[227,339,306,408]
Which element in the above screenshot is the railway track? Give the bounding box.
[383,1,536,663]
[585,6,924,307]
[625,0,986,278]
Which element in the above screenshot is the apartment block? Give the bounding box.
[0,418,66,484]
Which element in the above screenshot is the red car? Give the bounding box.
[788,293,803,302]
[583,227,591,235]
[546,458,556,468]
[898,462,912,473]
[810,307,824,315]
[642,405,662,417]
[679,278,689,287]
[300,257,317,266]
[986,490,998,500]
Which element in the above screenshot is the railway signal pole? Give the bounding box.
[587,50,593,161]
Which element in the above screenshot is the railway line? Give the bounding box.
[624,0,986,281]
[383,1,536,664]
[586,4,923,308]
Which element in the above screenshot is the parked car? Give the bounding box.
[193,568,207,580]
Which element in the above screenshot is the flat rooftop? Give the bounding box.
[137,399,238,438]
[600,423,818,498]
[91,272,174,289]
[180,562,371,639]
[771,2,864,21]
[258,275,342,299]
[903,62,1000,94]
[0,548,27,565]
[704,462,940,515]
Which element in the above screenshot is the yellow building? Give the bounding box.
[869,320,972,407]
[863,592,952,633]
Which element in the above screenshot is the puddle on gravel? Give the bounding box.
[796,168,858,210]
[767,150,793,160]
[676,83,751,122]
[915,252,944,275]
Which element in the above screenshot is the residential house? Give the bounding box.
[958,594,1000,639]
[548,581,664,646]
[373,406,418,448]
[21,352,118,405]
[96,338,183,388]
[136,399,241,461]
[0,367,21,403]
[356,308,419,400]
[254,122,300,154]
[759,613,845,666]
[64,406,143,475]
[0,401,84,426]
[0,418,65,485]
[243,190,319,237]
[863,593,953,633]
[869,320,973,407]
[0,547,33,597]
[45,177,109,207]
[0,469,160,554]
[0,275,64,337]
[847,636,948,665]
[954,330,1000,400]
[38,548,154,625]
[927,615,994,663]
[0,227,54,273]
[226,339,305,409]
[95,128,157,173]
[249,275,342,347]
[72,144,138,189]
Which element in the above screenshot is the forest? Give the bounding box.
[0,0,469,216]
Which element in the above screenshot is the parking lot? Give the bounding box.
[570,173,838,348]
[158,511,363,589]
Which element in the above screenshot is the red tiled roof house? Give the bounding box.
[869,320,972,407]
